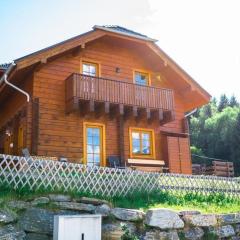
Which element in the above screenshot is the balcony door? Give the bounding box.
[134,71,150,106]
[83,123,105,167]
[81,61,99,98]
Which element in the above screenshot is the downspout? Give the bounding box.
[184,108,197,174]
[0,62,30,102]
[185,108,197,118]
[184,108,197,133]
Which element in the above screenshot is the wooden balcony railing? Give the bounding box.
[65,73,174,114]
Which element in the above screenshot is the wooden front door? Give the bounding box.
[84,123,105,167]
[167,136,192,174]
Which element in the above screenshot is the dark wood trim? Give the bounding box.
[31,98,39,155]
[119,115,125,166]
[160,130,189,138]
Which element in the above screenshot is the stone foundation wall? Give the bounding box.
[0,194,239,239]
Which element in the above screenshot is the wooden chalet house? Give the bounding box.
[0,26,210,174]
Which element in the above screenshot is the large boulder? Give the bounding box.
[77,197,111,206]
[111,208,145,222]
[217,213,240,224]
[0,208,18,224]
[49,194,71,202]
[143,230,179,240]
[0,224,26,239]
[95,204,111,217]
[31,197,50,206]
[145,209,184,229]
[215,225,235,238]
[7,200,31,210]
[102,221,136,240]
[183,214,217,227]
[235,224,240,233]
[19,208,54,234]
[19,207,80,235]
[184,227,204,240]
[53,201,96,212]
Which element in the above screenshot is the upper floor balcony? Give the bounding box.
[65,73,175,123]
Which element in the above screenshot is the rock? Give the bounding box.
[216,225,235,238]
[143,230,179,240]
[184,227,204,240]
[0,224,26,239]
[7,200,31,210]
[95,204,111,217]
[111,208,145,222]
[102,221,136,240]
[31,197,50,206]
[19,208,54,234]
[25,233,51,240]
[77,197,111,206]
[179,210,201,216]
[183,214,217,227]
[49,194,71,202]
[53,201,96,212]
[145,209,184,229]
[0,209,17,224]
[217,213,240,224]
[235,224,240,233]
[231,237,240,240]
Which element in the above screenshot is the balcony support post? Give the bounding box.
[89,100,95,112]
[104,102,110,114]
[119,104,124,115]
[133,106,138,118]
[146,108,151,120]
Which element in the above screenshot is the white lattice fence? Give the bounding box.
[0,154,240,197]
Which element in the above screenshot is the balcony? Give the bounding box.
[65,73,175,123]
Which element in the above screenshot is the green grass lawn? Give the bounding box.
[0,185,239,214]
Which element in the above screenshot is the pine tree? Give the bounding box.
[218,94,229,112]
[229,95,239,108]
[231,112,240,175]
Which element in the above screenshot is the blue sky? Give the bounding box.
[1,0,240,100]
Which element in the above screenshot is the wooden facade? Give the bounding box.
[0,26,211,174]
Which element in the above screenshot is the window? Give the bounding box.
[83,123,106,167]
[134,71,150,86]
[82,62,98,77]
[129,128,155,159]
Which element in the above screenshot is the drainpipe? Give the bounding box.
[185,108,197,118]
[183,108,197,134]
[0,62,30,102]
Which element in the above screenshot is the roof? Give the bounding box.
[93,25,158,42]
[1,25,211,109]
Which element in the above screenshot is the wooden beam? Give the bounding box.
[119,104,124,115]
[66,97,79,114]
[95,102,104,119]
[133,106,138,118]
[89,100,95,112]
[159,109,163,121]
[146,108,151,120]
[104,102,110,114]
